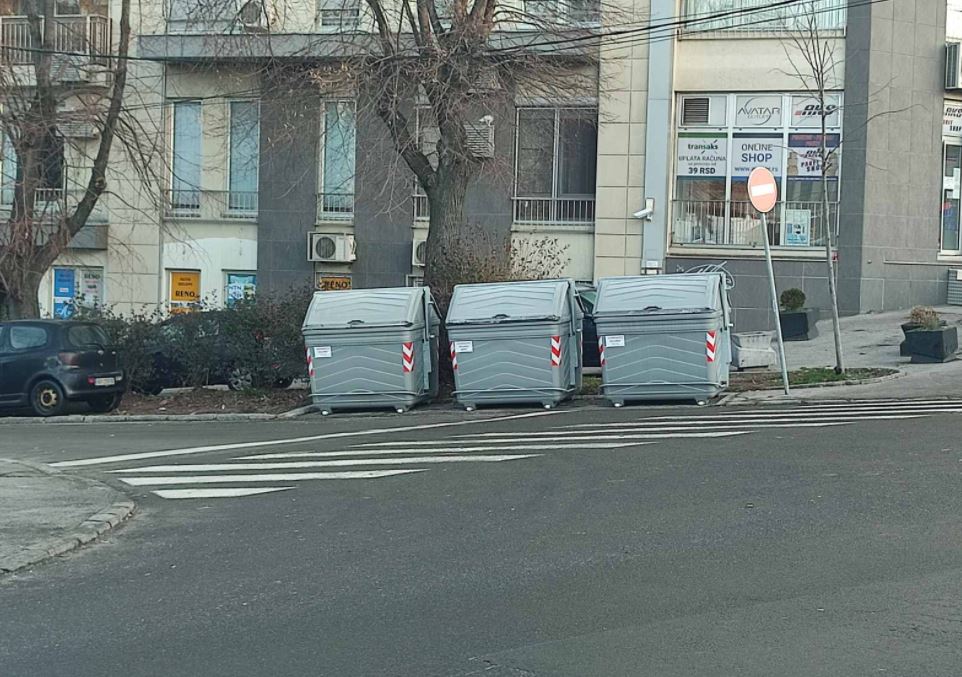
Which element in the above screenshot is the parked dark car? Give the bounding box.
[0,320,125,416]
[576,285,601,369]
[136,312,296,395]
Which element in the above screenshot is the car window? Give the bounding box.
[8,325,50,351]
[67,324,109,349]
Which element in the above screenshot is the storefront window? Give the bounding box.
[672,92,842,250]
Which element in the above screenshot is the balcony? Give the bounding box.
[413,193,428,222]
[0,15,111,66]
[513,196,595,227]
[163,189,258,221]
[671,199,838,249]
[681,0,846,35]
[316,192,354,222]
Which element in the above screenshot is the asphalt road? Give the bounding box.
[2,400,962,676]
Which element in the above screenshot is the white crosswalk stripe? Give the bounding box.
[96,398,961,500]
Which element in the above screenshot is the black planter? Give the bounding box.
[778,308,819,341]
[899,323,920,357]
[904,325,959,363]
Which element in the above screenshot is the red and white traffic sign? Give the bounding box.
[747,167,778,213]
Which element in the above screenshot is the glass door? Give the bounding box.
[942,143,961,253]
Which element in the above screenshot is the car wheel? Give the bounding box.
[30,379,67,417]
[88,393,123,414]
[227,367,254,391]
[272,376,294,389]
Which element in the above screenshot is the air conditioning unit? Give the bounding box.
[679,94,727,127]
[947,42,961,90]
[237,0,269,30]
[309,233,356,263]
[412,239,427,267]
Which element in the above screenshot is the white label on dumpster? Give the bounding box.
[454,341,474,353]
[956,269,962,281]
[313,346,332,358]
[605,335,625,348]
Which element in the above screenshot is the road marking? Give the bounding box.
[359,431,751,447]
[238,442,650,460]
[561,411,958,427]
[152,487,294,499]
[120,469,426,486]
[489,421,869,436]
[50,410,561,468]
[114,455,541,473]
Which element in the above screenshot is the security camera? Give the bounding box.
[479,114,494,126]
[633,197,655,220]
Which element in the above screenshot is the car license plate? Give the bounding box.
[94,377,115,387]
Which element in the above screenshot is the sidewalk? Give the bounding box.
[727,306,962,402]
[0,459,134,575]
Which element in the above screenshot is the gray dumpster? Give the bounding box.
[446,279,583,410]
[302,286,440,414]
[594,273,732,406]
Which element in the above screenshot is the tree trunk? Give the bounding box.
[1,267,42,319]
[820,93,844,374]
[423,161,470,307]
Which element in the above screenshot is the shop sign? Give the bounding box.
[790,94,842,128]
[676,133,728,178]
[53,268,76,319]
[169,270,201,313]
[226,272,256,307]
[784,208,812,246]
[787,134,840,178]
[79,269,103,308]
[732,134,783,177]
[315,274,352,291]
[944,102,962,137]
[734,95,783,128]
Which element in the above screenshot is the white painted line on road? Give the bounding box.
[560,411,957,427]
[152,487,294,499]
[114,455,541,473]
[50,410,561,468]
[359,431,751,447]
[505,421,855,435]
[238,442,650,460]
[120,469,426,486]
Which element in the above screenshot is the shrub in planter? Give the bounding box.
[778,288,819,341]
[902,306,958,363]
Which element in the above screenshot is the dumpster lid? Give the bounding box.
[446,279,579,325]
[303,287,436,330]
[594,274,725,317]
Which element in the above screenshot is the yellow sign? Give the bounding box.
[169,271,201,307]
[316,274,352,292]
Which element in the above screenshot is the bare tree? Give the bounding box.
[303,0,602,303]
[783,0,844,373]
[0,0,132,319]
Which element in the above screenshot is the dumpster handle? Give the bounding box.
[643,305,662,311]
[347,319,365,326]
[421,289,433,392]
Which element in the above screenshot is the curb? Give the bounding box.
[0,407,316,424]
[0,459,136,575]
[720,370,911,405]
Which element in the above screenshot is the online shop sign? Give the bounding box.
[677,133,727,177]
[735,95,783,128]
[732,133,783,177]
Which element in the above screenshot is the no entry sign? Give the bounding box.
[748,167,778,213]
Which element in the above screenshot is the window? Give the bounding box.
[66,324,110,349]
[168,270,201,313]
[170,100,202,211]
[943,143,962,254]
[52,267,104,318]
[319,0,360,29]
[524,0,599,25]
[225,271,256,307]
[8,326,50,351]
[228,101,259,214]
[515,107,597,225]
[318,101,356,218]
[681,0,846,34]
[672,92,842,250]
[2,133,17,206]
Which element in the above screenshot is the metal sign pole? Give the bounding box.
[761,212,790,395]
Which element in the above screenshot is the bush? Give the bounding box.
[908,305,940,330]
[74,305,165,392]
[779,288,806,312]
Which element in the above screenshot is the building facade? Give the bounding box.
[13,0,962,330]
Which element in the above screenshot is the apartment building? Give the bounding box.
[14,0,962,329]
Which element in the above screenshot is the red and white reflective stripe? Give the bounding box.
[306,348,314,378]
[706,330,717,363]
[598,337,606,367]
[550,335,562,367]
[450,342,458,371]
[402,341,415,373]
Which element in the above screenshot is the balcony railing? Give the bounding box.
[319,8,361,30]
[163,189,258,220]
[316,192,354,222]
[681,0,846,34]
[413,193,428,222]
[0,15,110,66]
[671,199,838,248]
[523,0,601,26]
[513,196,596,226]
